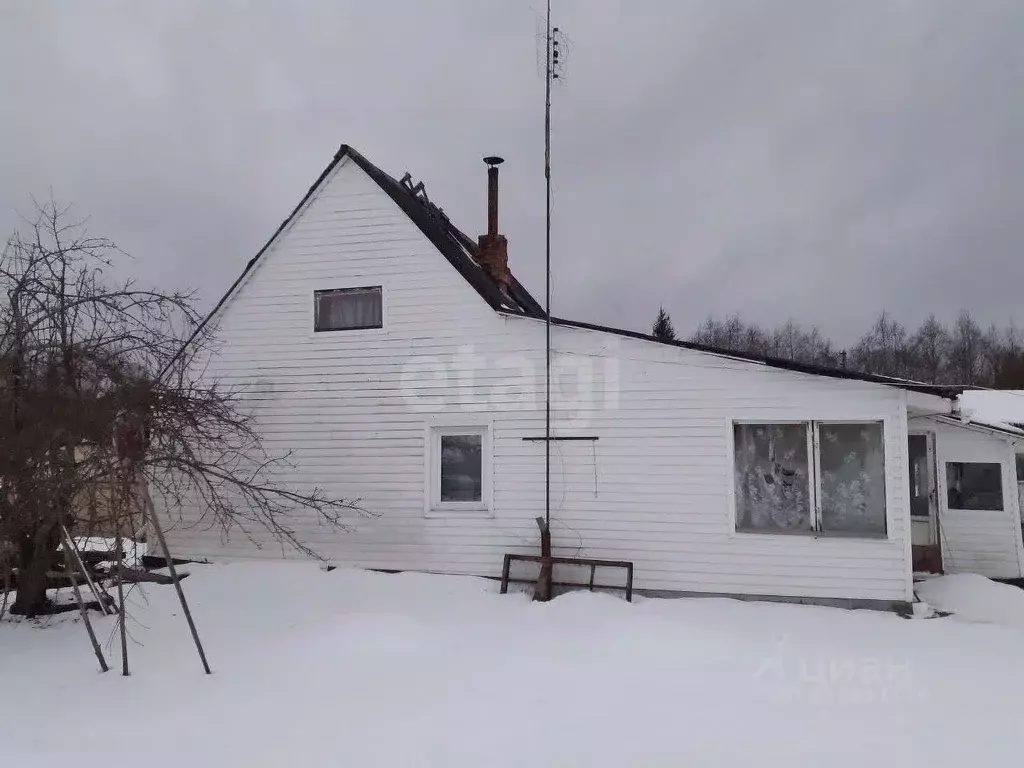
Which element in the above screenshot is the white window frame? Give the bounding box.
[730,418,888,539]
[424,422,493,518]
[312,285,384,333]
[944,460,1005,512]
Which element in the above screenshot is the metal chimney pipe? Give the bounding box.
[484,156,504,237]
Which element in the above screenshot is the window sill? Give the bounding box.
[307,327,385,341]
[734,528,889,542]
[425,506,493,520]
[815,530,889,540]
[735,527,816,537]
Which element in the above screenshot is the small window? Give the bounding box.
[440,434,483,502]
[314,286,382,332]
[946,462,1003,510]
[429,425,490,514]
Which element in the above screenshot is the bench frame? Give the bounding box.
[499,553,634,602]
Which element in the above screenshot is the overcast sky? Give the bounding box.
[2,1,1022,343]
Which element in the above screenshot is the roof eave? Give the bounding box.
[498,313,961,399]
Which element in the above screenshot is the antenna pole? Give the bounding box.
[544,0,553,530]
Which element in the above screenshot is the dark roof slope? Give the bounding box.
[548,317,962,399]
[185,144,960,399]
[346,147,545,318]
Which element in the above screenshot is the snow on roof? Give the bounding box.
[932,414,1024,438]
[959,389,1024,426]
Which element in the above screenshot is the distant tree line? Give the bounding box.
[652,308,1024,388]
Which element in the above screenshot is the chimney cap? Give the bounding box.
[483,156,505,167]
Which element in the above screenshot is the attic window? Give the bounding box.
[314,287,382,332]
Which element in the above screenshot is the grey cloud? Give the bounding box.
[2,0,1023,346]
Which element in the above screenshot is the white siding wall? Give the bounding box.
[928,420,1024,578]
[497,322,913,603]
[159,157,916,603]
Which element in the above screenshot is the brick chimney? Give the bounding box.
[477,156,510,294]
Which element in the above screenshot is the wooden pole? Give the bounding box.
[142,487,211,674]
[61,535,109,673]
[60,526,112,616]
[534,516,553,602]
[114,529,129,676]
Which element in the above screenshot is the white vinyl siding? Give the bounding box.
[156,154,919,604]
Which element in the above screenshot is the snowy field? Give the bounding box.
[3,563,1024,767]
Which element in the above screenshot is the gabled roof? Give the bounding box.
[346,147,545,319]
[199,145,543,337]
[188,144,960,400]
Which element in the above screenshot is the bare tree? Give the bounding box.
[909,314,949,383]
[693,314,839,367]
[849,311,911,379]
[0,200,360,616]
[947,310,988,386]
[690,309,1024,388]
[988,322,1024,388]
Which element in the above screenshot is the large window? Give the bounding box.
[946,462,1003,511]
[734,424,812,533]
[428,425,490,514]
[314,286,382,331]
[733,421,886,537]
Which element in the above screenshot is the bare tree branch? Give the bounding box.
[1,197,363,617]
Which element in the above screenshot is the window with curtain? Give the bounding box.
[733,423,812,533]
[817,423,886,535]
[314,286,382,331]
[734,420,887,537]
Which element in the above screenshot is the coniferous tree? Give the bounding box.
[652,306,677,342]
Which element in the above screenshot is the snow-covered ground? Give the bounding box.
[2,564,1024,767]
[916,572,1024,627]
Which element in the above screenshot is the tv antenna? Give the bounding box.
[542,0,566,529]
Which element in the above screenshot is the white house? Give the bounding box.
[156,144,1024,609]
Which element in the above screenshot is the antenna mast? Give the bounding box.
[543,0,562,528]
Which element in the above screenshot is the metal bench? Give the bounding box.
[499,553,634,602]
